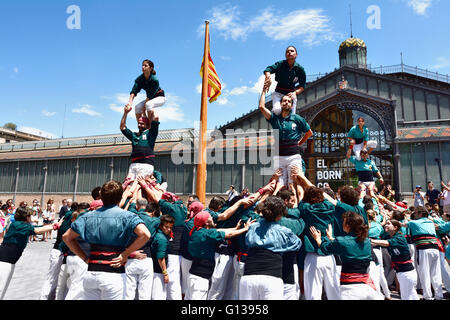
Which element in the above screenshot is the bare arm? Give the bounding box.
[110,223,150,268]
[120,105,132,131]
[298,129,313,147]
[158,258,169,283]
[370,239,390,247]
[259,90,271,120]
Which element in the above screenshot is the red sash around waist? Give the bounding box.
[340,272,377,291]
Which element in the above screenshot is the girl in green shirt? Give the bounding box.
[310,211,383,300]
[0,207,55,299]
[126,59,166,123]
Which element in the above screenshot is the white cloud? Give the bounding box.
[200,5,338,46]
[429,56,450,70]
[13,67,19,73]
[72,104,102,116]
[41,109,56,117]
[18,126,58,139]
[407,0,433,15]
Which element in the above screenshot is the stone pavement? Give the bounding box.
[2,232,449,300]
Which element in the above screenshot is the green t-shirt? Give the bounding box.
[348,125,369,142]
[130,73,161,99]
[3,220,36,251]
[264,60,306,94]
[188,228,225,261]
[158,200,187,227]
[151,229,170,260]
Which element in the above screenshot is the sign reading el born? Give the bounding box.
[316,159,342,187]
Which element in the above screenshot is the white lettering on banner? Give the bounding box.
[316,159,342,181]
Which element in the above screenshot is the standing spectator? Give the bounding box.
[0,207,55,299]
[225,185,239,203]
[413,185,425,208]
[440,181,450,214]
[426,181,441,206]
[41,203,55,241]
[58,199,71,220]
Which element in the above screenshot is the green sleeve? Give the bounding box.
[319,237,341,256]
[297,66,306,89]
[264,61,282,74]
[121,127,135,142]
[155,237,169,259]
[130,77,142,96]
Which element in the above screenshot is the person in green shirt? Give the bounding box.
[370,219,419,300]
[346,148,384,189]
[0,207,55,300]
[185,211,254,300]
[347,117,377,160]
[310,211,383,300]
[150,214,174,300]
[120,104,160,192]
[264,46,306,115]
[126,59,166,123]
[259,85,313,188]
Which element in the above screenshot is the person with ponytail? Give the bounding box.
[185,211,254,300]
[370,219,419,300]
[126,59,166,123]
[310,211,383,300]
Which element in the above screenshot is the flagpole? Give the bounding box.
[196,20,210,205]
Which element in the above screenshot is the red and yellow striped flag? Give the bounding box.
[200,36,222,103]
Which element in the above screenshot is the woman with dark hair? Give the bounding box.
[0,207,55,299]
[239,196,302,300]
[263,46,306,115]
[347,117,378,160]
[370,219,419,300]
[310,211,383,300]
[298,186,341,300]
[126,59,166,123]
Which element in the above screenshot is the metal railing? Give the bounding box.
[0,128,199,153]
[306,63,450,84]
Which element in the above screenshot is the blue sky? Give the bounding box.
[1,0,449,139]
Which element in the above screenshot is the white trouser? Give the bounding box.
[397,270,419,300]
[231,256,245,300]
[283,263,300,300]
[56,263,69,300]
[166,254,182,300]
[0,262,15,300]
[151,273,167,300]
[353,140,378,160]
[273,154,303,187]
[416,248,443,300]
[371,248,391,298]
[124,257,154,300]
[340,283,384,300]
[180,257,192,296]
[304,253,340,300]
[65,255,88,300]
[439,251,450,291]
[208,253,235,300]
[83,271,126,300]
[126,163,154,180]
[240,275,284,300]
[271,91,297,116]
[40,248,63,300]
[382,247,396,287]
[185,273,210,300]
[135,96,166,115]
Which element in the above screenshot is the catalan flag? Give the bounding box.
[200,35,222,103]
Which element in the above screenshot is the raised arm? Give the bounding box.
[259,88,271,120]
[120,105,132,131]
